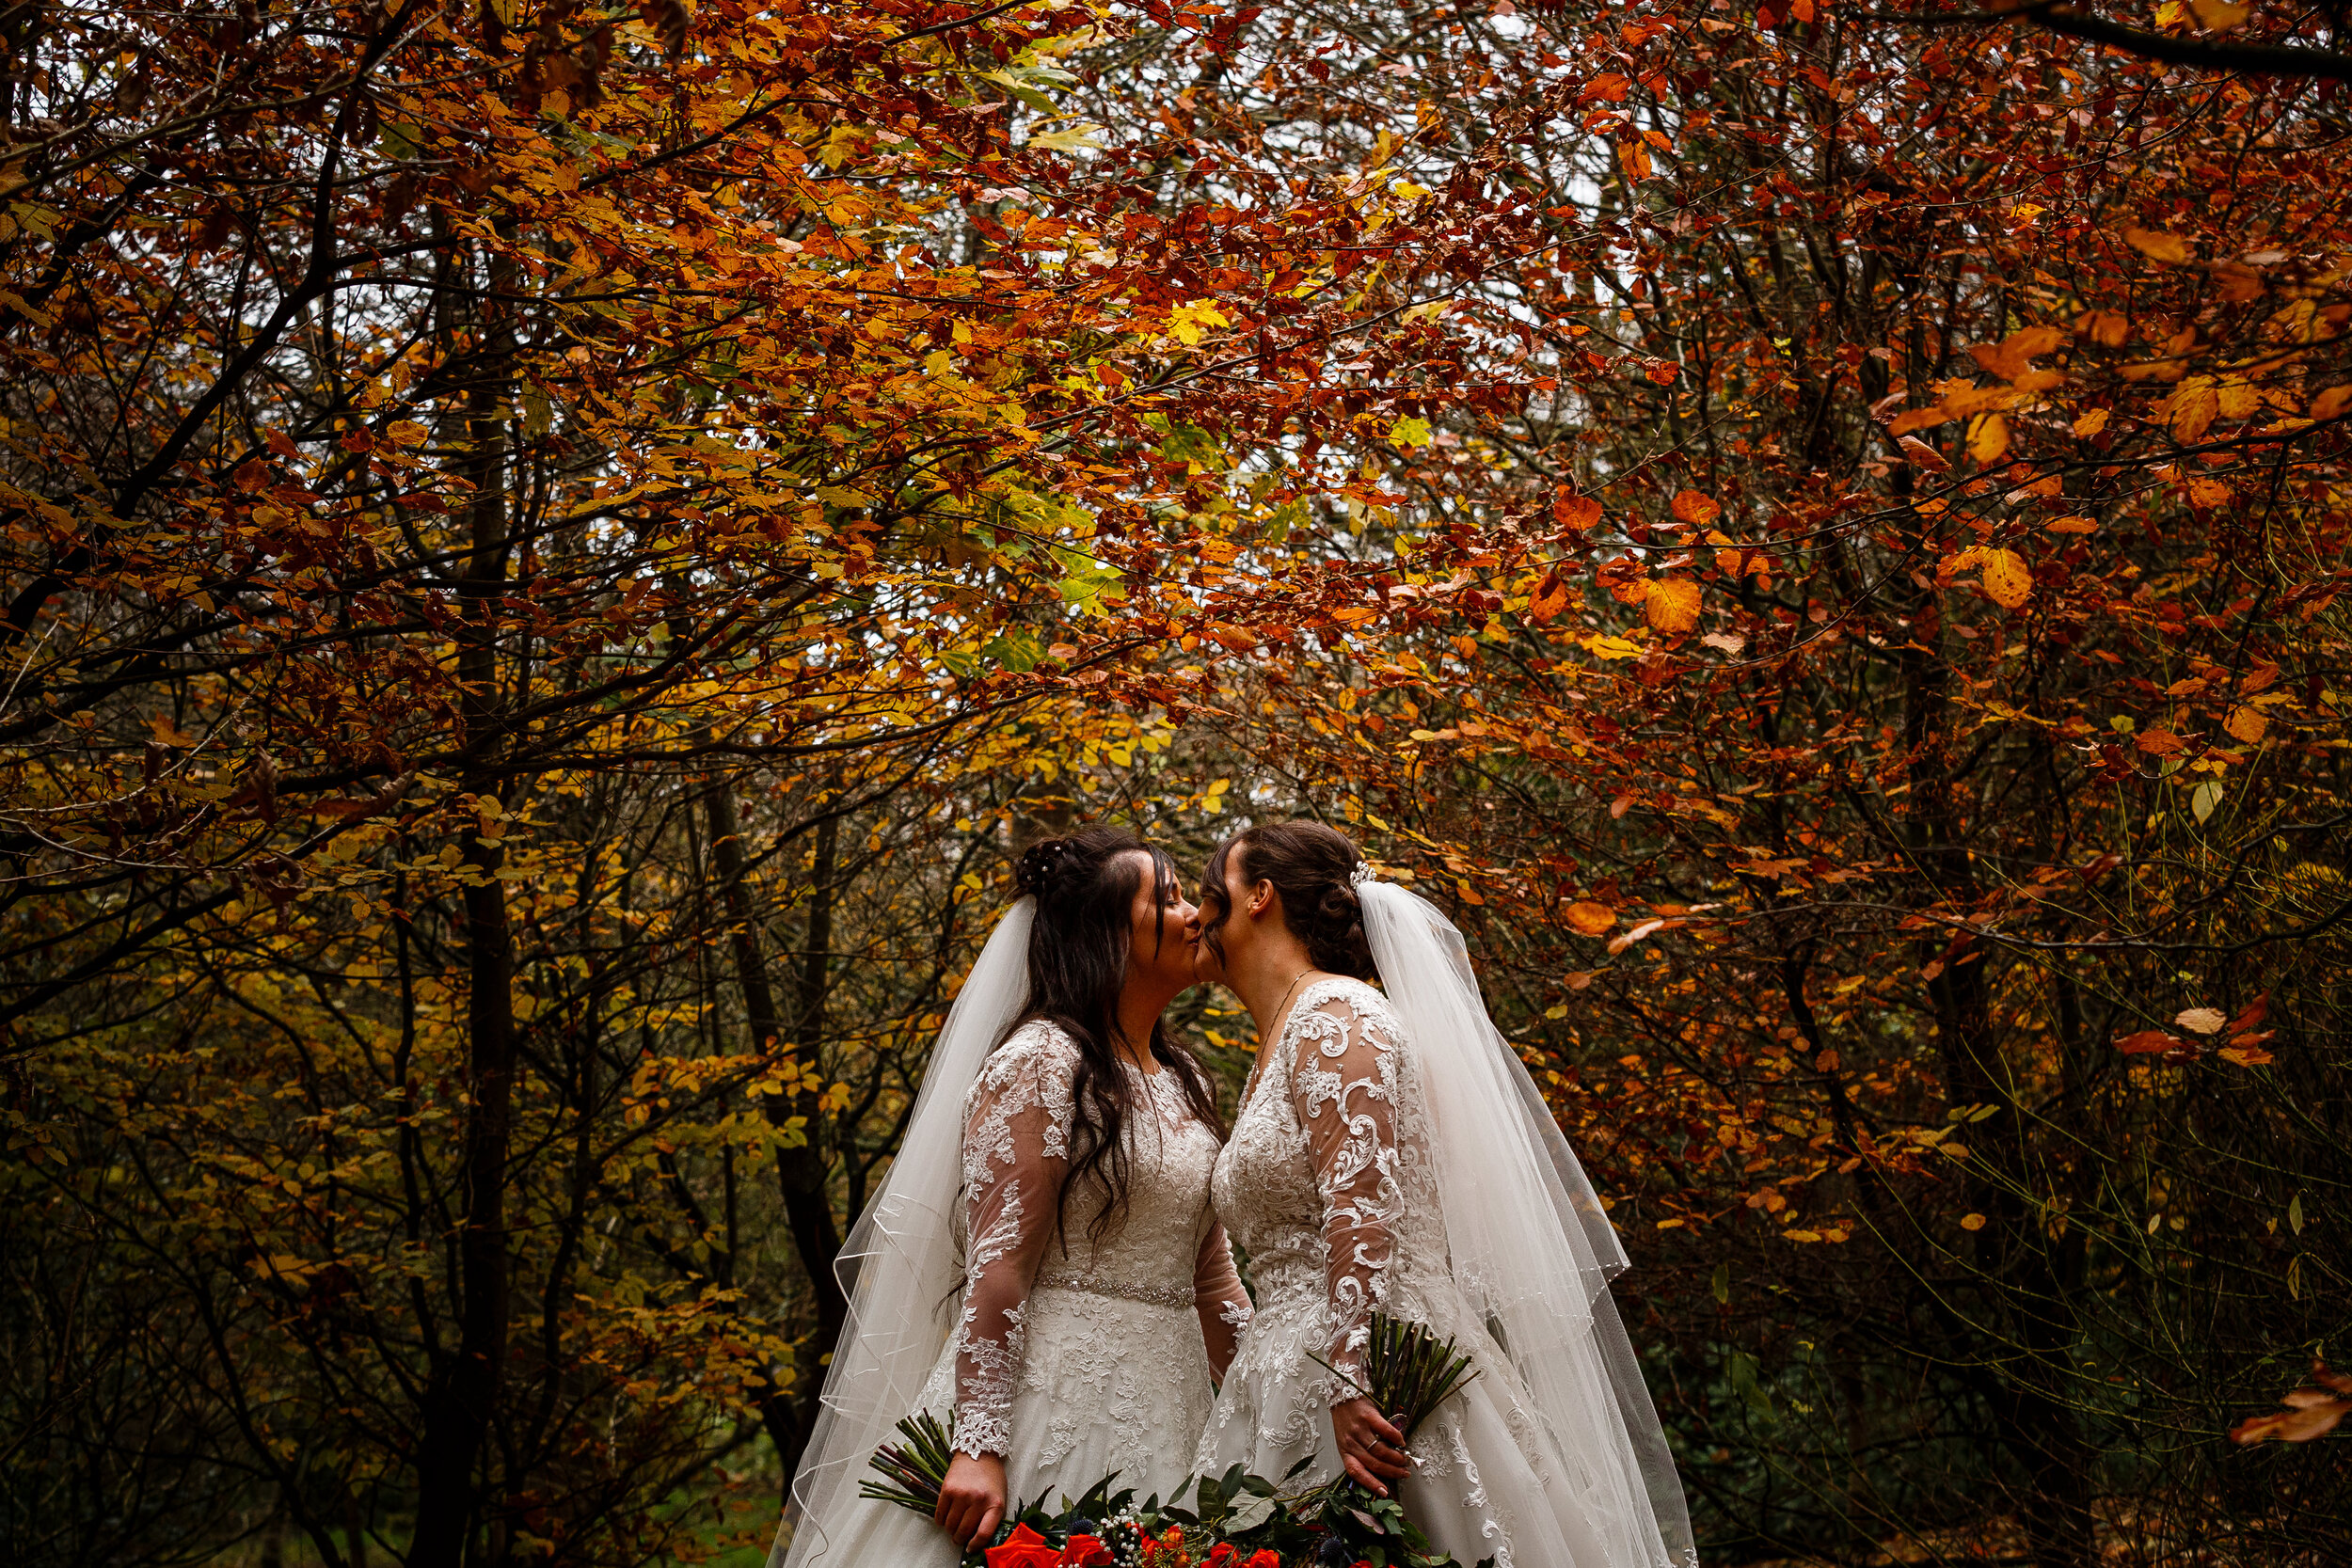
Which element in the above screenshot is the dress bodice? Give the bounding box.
[1210,976,1449,1386]
[946,1020,1247,1458]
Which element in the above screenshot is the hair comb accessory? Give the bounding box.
[1349,862,1374,888]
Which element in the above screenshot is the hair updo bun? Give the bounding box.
[1014,836,1077,900]
[1201,820,1377,980]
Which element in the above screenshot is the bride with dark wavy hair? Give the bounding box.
[771,827,1250,1567]
[1194,820,1697,1568]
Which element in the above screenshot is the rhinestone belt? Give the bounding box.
[1033,1270,1196,1311]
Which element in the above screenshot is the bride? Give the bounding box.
[772,828,1252,1565]
[1193,821,1698,1568]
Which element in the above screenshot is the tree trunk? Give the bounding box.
[1900,615,2098,1568]
[705,781,848,1476]
[409,235,517,1568]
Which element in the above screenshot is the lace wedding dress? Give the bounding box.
[1199,976,1691,1568]
[783,1019,1251,1566]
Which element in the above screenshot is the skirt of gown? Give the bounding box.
[1195,1269,1661,1568]
[773,1284,1216,1567]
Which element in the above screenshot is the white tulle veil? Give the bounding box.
[774,897,1035,1568]
[1358,877,1698,1568]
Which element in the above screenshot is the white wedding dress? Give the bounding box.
[1200,974,1692,1568]
[781,1018,1251,1565]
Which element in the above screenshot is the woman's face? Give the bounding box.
[1190,846,1256,985]
[1123,849,1201,994]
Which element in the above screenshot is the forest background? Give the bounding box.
[1,1,2347,1566]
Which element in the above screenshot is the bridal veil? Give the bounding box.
[774,898,1034,1566]
[1358,877,1697,1568]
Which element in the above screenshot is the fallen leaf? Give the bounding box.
[2072,407,2111,437]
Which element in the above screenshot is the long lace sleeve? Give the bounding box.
[1192,1221,1253,1385]
[1289,993,1406,1403]
[949,1023,1077,1459]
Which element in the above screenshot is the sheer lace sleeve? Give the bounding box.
[1192,1221,1253,1385]
[949,1022,1077,1459]
[1288,991,1406,1403]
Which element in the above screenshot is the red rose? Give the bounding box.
[1244,1552,1281,1568]
[1059,1534,1113,1567]
[1205,1547,1238,1567]
[985,1523,1061,1568]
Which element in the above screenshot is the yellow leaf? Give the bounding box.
[2072,407,2110,437]
[1980,548,2033,610]
[2189,0,2249,27]
[1581,633,1645,660]
[2225,705,2268,744]
[2165,377,2219,444]
[2125,227,2194,265]
[2312,385,2352,420]
[1967,412,2011,464]
[1565,901,1618,936]
[1644,577,1702,634]
[1961,1213,1988,1231]
[2046,515,2099,534]
[149,715,199,748]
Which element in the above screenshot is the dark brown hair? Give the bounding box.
[1009,826,1222,1244]
[1199,820,1377,981]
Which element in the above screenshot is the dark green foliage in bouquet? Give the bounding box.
[860,1322,1494,1568]
[1291,1311,1486,1568]
[858,1411,957,1515]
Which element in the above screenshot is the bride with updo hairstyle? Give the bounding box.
[771,826,1252,1568]
[1195,820,1698,1568]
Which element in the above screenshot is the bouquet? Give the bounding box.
[863,1313,1489,1568]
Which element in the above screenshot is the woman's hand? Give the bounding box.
[1331,1397,1411,1497]
[935,1451,1008,1549]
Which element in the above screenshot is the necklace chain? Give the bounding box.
[1267,966,1317,1035]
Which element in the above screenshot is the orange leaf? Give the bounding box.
[1979,547,2032,610]
[2115,1029,2186,1054]
[2045,515,2098,534]
[2125,226,2194,264]
[2135,728,2184,755]
[1564,901,1618,936]
[1553,493,1603,531]
[1896,435,1949,472]
[1966,412,2011,465]
[1670,489,1721,528]
[2224,705,2267,743]
[2312,385,2352,420]
[1887,406,1950,435]
[1644,577,1702,634]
